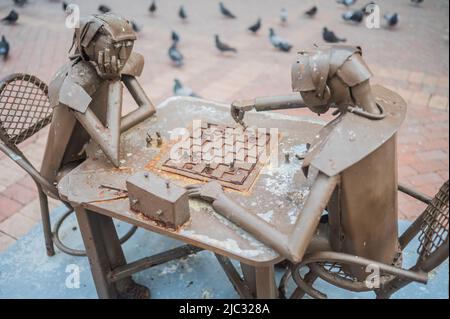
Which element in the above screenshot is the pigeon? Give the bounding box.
[98,5,111,14]
[62,1,68,11]
[179,5,187,20]
[130,21,141,33]
[173,79,199,97]
[0,35,9,60]
[269,28,292,52]
[305,6,318,17]
[411,0,424,6]
[149,0,157,14]
[168,43,183,67]
[248,18,261,33]
[171,31,180,43]
[1,10,19,24]
[337,0,357,7]
[323,27,346,43]
[384,13,399,27]
[219,2,236,19]
[215,35,237,53]
[342,10,364,23]
[13,0,27,7]
[280,8,288,25]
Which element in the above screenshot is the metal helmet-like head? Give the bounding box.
[291,49,332,115]
[71,13,137,79]
[291,45,373,115]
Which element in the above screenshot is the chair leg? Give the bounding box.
[37,187,55,256]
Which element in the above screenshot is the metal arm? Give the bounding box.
[254,94,307,112]
[120,75,156,133]
[212,193,291,256]
[231,93,306,126]
[190,172,338,263]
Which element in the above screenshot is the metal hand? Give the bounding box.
[97,48,122,79]
[230,99,255,128]
[186,181,225,203]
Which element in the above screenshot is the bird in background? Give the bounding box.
[342,10,364,23]
[13,0,27,7]
[384,12,399,27]
[62,1,68,11]
[130,21,141,33]
[215,35,237,53]
[269,28,293,52]
[410,0,424,6]
[179,5,187,21]
[168,42,183,67]
[0,35,10,60]
[171,31,180,44]
[98,5,111,14]
[305,6,318,18]
[323,27,346,43]
[337,0,357,7]
[219,2,236,19]
[248,18,261,34]
[280,8,288,25]
[173,79,199,97]
[149,1,157,14]
[1,10,19,24]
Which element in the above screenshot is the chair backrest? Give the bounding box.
[0,73,52,147]
[417,180,449,262]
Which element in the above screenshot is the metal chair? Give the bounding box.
[280,180,449,299]
[0,73,137,256]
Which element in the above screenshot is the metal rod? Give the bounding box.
[37,185,55,256]
[108,245,203,283]
[254,93,306,112]
[288,173,339,263]
[398,183,432,204]
[0,141,59,197]
[215,254,254,299]
[303,251,429,284]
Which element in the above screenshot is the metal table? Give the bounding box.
[58,96,324,298]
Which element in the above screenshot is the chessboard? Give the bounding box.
[157,121,274,191]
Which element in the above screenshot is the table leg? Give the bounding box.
[75,207,150,299]
[240,263,278,299]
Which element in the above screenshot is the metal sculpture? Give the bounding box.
[188,45,448,297]
[41,13,156,189]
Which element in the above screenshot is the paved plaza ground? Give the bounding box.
[0,0,448,252]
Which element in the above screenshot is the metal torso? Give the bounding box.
[305,85,407,278]
[40,59,108,187]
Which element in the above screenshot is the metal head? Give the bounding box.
[291,45,374,115]
[72,13,137,79]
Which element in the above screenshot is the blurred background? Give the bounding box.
[0,0,448,251]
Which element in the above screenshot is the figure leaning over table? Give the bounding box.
[41,13,155,190]
[188,45,406,282]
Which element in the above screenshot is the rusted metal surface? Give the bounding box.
[41,13,156,187]
[303,84,406,177]
[126,171,190,228]
[225,44,447,299]
[157,122,273,191]
[58,96,324,266]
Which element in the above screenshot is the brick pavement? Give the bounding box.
[0,0,448,251]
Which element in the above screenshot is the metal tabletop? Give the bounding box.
[58,97,325,266]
